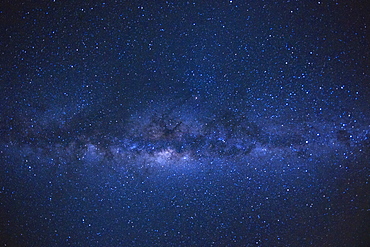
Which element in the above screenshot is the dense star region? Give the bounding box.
[1,1,369,246]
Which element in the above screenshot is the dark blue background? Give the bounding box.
[1,1,369,246]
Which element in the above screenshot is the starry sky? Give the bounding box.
[1,0,369,246]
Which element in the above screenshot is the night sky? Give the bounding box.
[1,1,370,246]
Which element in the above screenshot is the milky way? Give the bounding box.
[1,1,369,246]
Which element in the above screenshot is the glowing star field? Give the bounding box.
[1,1,369,246]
